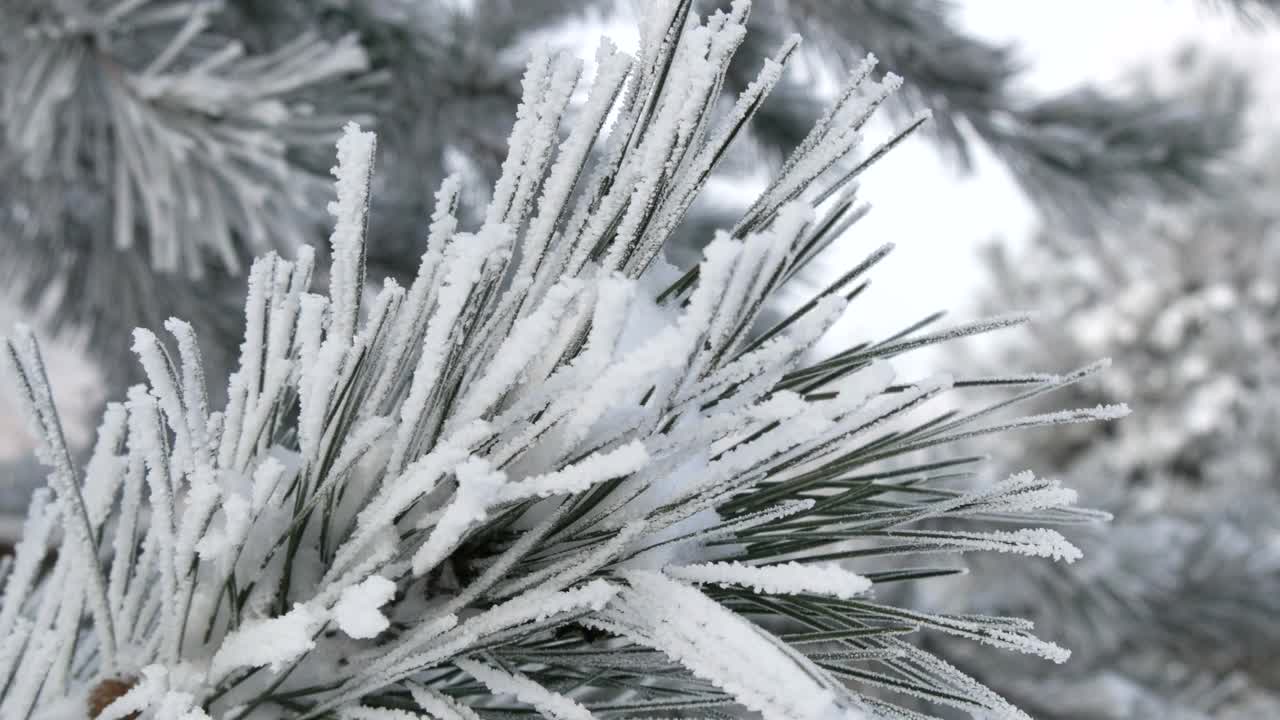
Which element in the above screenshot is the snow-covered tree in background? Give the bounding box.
[0,0,369,383]
[945,117,1280,717]
[0,4,1128,718]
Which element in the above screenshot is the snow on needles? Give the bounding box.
[327,122,376,345]
[211,604,324,675]
[666,560,873,599]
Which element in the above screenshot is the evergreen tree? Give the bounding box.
[0,5,1124,717]
[947,122,1280,718]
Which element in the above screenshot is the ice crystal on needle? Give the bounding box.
[0,2,1123,718]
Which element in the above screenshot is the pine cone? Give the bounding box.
[87,677,137,719]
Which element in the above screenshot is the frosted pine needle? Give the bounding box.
[665,560,873,599]
[0,3,1120,719]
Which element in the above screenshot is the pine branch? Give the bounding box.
[0,4,1122,718]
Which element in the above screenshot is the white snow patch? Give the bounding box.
[334,575,397,639]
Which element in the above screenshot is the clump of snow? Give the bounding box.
[334,575,397,639]
[211,603,325,675]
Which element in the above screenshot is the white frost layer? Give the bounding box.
[326,122,376,344]
[666,561,871,599]
[455,658,594,720]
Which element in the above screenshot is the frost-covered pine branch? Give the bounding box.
[2,3,1121,718]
